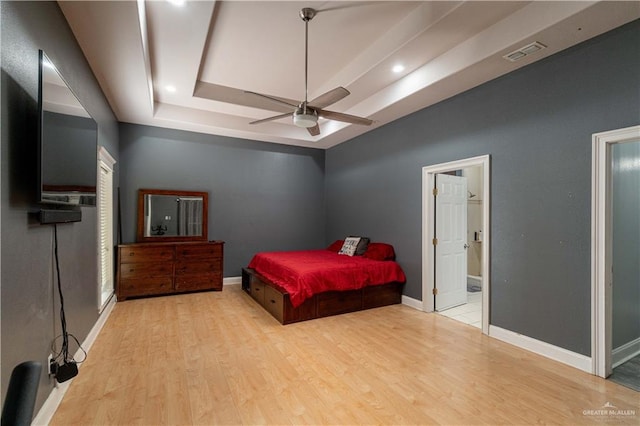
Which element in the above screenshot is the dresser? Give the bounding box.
[116,241,224,300]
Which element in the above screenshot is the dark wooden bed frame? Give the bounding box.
[241,267,404,325]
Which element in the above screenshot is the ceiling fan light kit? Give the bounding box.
[245,7,372,137]
[293,108,317,128]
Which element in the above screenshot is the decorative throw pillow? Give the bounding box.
[338,237,361,256]
[363,243,396,261]
[353,236,370,255]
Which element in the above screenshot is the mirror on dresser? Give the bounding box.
[136,189,208,242]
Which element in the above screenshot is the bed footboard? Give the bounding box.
[241,268,403,324]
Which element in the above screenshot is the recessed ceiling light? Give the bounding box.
[392,64,405,73]
[165,85,177,93]
[167,0,185,6]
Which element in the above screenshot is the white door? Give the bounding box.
[434,173,468,311]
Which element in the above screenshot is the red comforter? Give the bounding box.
[248,250,406,307]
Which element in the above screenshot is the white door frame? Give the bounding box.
[422,155,491,334]
[591,125,640,377]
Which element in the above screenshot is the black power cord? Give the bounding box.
[51,224,86,383]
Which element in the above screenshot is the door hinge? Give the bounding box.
[432,238,438,245]
[432,187,438,196]
[432,288,438,295]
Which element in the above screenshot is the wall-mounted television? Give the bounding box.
[38,50,98,215]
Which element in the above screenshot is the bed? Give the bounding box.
[242,239,406,324]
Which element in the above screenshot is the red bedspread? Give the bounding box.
[248,250,406,307]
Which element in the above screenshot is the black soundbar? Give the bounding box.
[39,209,82,224]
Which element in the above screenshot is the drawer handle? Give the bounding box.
[270,299,276,304]
[129,253,135,257]
[254,288,260,292]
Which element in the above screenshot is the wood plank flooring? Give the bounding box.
[51,285,639,425]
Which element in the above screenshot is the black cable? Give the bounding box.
[51,333,86,364]
[52,224,86,365]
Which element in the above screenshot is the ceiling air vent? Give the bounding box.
[503,41,547,62]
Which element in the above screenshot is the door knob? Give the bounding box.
[463,244,469,249]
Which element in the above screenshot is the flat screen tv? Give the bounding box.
[38,50,98,208]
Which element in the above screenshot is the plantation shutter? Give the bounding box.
[98,147,116,312]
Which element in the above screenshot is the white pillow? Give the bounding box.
[338,237,361,256]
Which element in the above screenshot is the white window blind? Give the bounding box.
[98,148,115,312]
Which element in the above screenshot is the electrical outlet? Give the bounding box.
[47,354,55,375]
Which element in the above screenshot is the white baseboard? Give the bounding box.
[489,325,592,373]
[223,276,242,286]
[402,295,423,311]
[32,296,117,426]
[612,337,640,368]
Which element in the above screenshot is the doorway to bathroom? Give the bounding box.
[422,155,490,334]
[592,125,640,388]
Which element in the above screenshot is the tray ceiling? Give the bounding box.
[59,1,640,149]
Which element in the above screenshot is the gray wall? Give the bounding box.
[1,0,119,412]
[326,20,640,356]
[118,123,325,277]
[612,141,640,349]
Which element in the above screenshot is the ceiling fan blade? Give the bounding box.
[307,124,320,136]
[244,8,365,136]
[309,87,350,109]
[244,91,299,110]
[249,112,291,125]
[318,109,373,126]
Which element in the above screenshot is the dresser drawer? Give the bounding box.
[118,277,173,297]
[119,262,173,279]
[175,243,222,260]
[120,246,174,263]
[174,260,221,275]
[263,285,284,323]
[175,273,222,291]
[250,277,265,305]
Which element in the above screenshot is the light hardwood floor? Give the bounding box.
[51,285,639,425]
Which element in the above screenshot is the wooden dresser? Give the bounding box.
[116,241,224,300]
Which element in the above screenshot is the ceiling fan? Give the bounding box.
[245,7,373,136]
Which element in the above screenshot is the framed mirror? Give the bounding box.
[136,189,208,242]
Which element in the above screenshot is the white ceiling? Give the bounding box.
[58,1,640,149]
